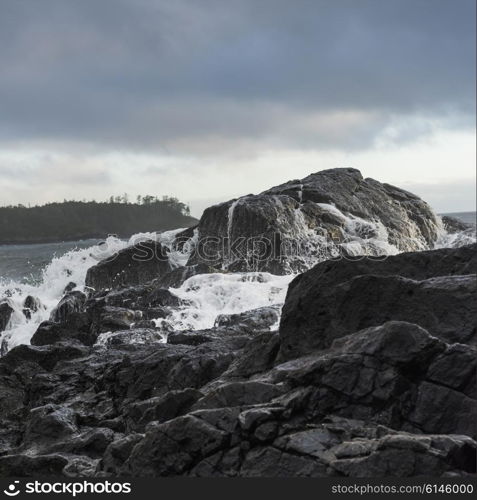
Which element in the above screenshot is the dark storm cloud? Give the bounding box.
[0,0,474,152]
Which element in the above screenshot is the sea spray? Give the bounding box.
[159,272,293,332]
[0,211,475,352]
[0,236,129,350]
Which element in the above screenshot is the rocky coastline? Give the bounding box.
[0,169,475,477]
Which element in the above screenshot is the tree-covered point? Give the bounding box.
[0,195,198,244]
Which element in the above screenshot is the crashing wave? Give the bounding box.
[0,193,475,352]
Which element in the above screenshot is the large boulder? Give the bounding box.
[279,244,477,360]
[31,313,95,346]
[85,240,172,291]
[186,168,442,274]
[272,321,476,439]
[0,300,14,332]
[50,291,86,323]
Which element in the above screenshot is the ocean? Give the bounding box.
[441,211,476,225]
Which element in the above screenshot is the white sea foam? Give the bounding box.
[158,272,293,332]
[434,216,476,249]
[0,208,474,352]
[0,235,130,350]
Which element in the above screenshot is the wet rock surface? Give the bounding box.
[279,244,477,360]
[0,301,14,333]
[0,243,475,477]
[85,240,172,292]
[186,168,441,274]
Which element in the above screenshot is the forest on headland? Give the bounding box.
[0,195,198,244]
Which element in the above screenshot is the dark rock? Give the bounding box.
[139,287,181,308]
[97,328,165,347]
[279,244,477,360]
[186,168,441,274]
[63,282,77,294]
[23,295,42,319]
[124,415,229,476]
[214,306,280,333]
[441,215,473,233]
[50,290,86,323]
[125,388,203,432]
[153,263,221,289]
[31,313,95,346]
[23,404,78,445]
[0,454,68,476]
[0,192,474,478]
[273,321,475,438]
[85,240,172,291]
[192,381,284,411]
[0,300,14,332]
[167,327,252,349]
[101,434,144,474]
[96,306,140,331]
[222,331,280,378]
[327,433,477,477]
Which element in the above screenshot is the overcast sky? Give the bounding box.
[0,0,475,216]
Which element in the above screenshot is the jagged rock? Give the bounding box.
[192,381,284,411]
[97,306,140,331]
[94,283,180,314]
[124,388,203,432]
[273,322,476,438]
[63,282,77,294]
[101,434,144,474]
[214,306,280,332]
[31,313,95,346]
[327,433,476,477]
[153,263,221,289]
[97,328,165,346]
[63,457,99,477]
[124,414,229,476]
[224,331,280,377]
[441,215,473,233]
[0,454,68,476]
[0,222,475,478]
[50,290,86,323]
[186,168,441,274]
[0,300,14,332]
[23,404,78,445]
[23,295,42,319]
[85,240,172,291]
[279,244,477,360]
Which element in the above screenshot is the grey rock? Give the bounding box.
[85,240,172,291]
[214,306,280,333]
[0,300,14,332]
[186,168,441,274]
[23,295,42,319]
[50,290,86,323]
[279,243,477,360]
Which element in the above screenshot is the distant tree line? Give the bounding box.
[0,195,197,244]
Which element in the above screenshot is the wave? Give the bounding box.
[0,214,475,352]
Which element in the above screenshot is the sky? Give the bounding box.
[0,0,475,217]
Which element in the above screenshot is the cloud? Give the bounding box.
[0,0,474,155]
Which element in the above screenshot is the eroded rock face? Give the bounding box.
[279,243,477,360]
[85,240,172,292]
[0,301,14,333]
[186,168,441,274]
[0,242,475,477]
[441,215,473,233]
[50,291,86,324]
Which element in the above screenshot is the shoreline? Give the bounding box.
[0,234,114,247]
